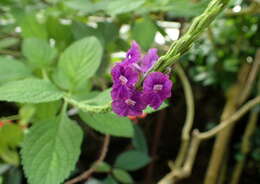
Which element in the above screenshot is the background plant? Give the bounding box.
[0,0,260,184]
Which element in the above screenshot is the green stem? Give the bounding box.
[151,0,230,72]
[0,115,20,121]
[64,96,112,113]
[174,63,195,169]
[41,69,49,81]
[67,0,230,114]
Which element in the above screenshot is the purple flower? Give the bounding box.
[143,72,172,109]
[112,90,146,116]
[122,41,141,65]
[111,64,138,99]
[140,48,159,73]
[110,41,171,116]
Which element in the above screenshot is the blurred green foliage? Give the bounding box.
[0,0,259,183]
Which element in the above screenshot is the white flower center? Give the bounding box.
[119,75,128,85]
[125,99,136,106]
[153,84,163,91]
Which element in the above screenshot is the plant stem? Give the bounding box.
[198,96,260,139]
[174,63,195,169]
[230,111,259,184]
[158,96,260,184]
[64,96,112,113]
[0,115,20,121]
[65,135,110,184]
[150,0,230,73]
[204,50,260,184]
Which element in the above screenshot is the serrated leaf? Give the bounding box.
[114,150,150,171]
[112,169,133,184]
[132,17,157,50]
[0,57,32,84]
[21,114,83,184]
[79,112,133,137]
[55,36,103,91]
[105,0,145,16]
[22,38,57,68]
[132,124,148,153]
[0,78,64,103]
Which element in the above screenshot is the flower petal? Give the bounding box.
[141,48,159,73]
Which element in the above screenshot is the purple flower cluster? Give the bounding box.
[111,41,173,116]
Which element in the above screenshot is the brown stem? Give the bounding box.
[230,111,259,184]
[238,50,260,104]
[158,96,260,184]
[203,52,260,184]
[65,135,110,184]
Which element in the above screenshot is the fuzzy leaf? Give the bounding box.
[22,38,57,68]
[19,13,47,39]
[0,57,32,84]
[55,36,102,91]
[21,114,83,184]
[79,112,133,137]
[0,78,64,103]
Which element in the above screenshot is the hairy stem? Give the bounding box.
[151,0,230,73]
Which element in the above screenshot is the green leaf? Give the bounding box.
[79,112,133,137]
[33,101,62,121]
[19,13,47,39]
[65,0,104,14]
[0,37,19,50]
[105,0,145,16]
[94,161,111,173]
[131,17,157,50]
[0,123,23,165]
[0,57,31,84]
[21,114,83,184]
[0,78,64,103]
[150,0,209,18]
[19,104,36,126]
[46,16,73,50]
[114,150,150,171]
[103,176,118,184]
[144,102,168,114]
[112,169,133,184]
[55,36,103,91]
[83,89,111,105]
[0,123,23,148]
[22,38,57,68]
[132,124,148,153]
